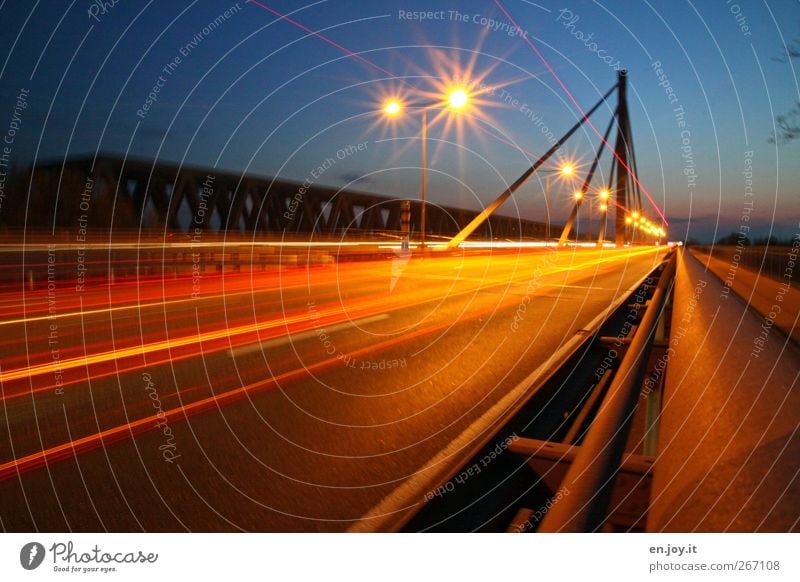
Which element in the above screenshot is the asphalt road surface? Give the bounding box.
[0,245,666,531]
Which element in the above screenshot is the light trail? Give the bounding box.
[0,247,663,390]
[227,313,390,357]
[0,247,667,480]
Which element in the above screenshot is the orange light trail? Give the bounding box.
[0,246,666,481]
[0,246,663,393]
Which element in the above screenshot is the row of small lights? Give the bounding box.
[626,212,667,238]
[553,163,665,238]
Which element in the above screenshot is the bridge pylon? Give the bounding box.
[447,71,651,249]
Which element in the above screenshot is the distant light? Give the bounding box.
[384,100,402,116]
[574,191,584,201]
[625,216,633,225]
[599,189,610,201]
[561,164,575,176]
[599,203,608,212]
[448,89,468,109]
[632,211,640,219]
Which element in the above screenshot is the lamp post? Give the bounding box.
[383,89,469,250]
[573,189,584,241]
[596,189,610,247]
[542,164,575,242]
[420,108,427,248]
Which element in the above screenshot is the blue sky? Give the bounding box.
[0,0,798,242]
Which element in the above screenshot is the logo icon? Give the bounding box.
[20,542,45,570]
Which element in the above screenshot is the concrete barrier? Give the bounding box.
[647,249,800,531]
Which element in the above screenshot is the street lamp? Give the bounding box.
[382,88,470,249]
[384,100,401,116]
[449,89,468,109]
[596,189,611,246]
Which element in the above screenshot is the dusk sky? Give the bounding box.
[1,0,798,242]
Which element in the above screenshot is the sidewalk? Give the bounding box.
[690,249,800,345]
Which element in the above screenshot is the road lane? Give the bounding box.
[0,246,665,531]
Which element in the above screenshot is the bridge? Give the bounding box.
[1,154,551,241]
[0,71,797,534]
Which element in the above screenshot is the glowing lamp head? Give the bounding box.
[599,203,608,212]
[599,189,610,201]
[625,216,633,225]
[448,89,468,109]
[574,191,584,201]
[561,164,574,177]
[384,100,402,117]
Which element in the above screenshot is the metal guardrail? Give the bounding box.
[394,254,670,532]
[538,251,676,532]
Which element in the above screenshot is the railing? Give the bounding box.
[538,251,676,532]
